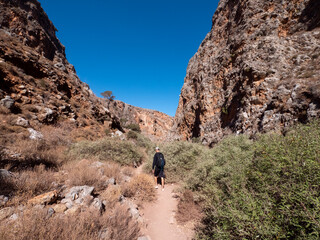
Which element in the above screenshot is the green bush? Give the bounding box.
[125,123,141,133]
[127,130,138,140]
[191,122,320,239]
[144,141,213,183]
[68,137,143,166]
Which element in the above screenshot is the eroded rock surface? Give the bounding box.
[0,0,121,134]
[109,100,174,140]
[173,0,320,145]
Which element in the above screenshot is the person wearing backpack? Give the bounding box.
[152,146,166,191]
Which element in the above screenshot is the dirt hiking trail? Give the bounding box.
[136,164,194,240]
[140,184,194,240]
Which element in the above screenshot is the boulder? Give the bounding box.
[28,190,58,206]
[52,204,67,213]
[0,96,14,110]
[0,207,14,221]
[0,169,13,179]
[90,198,104,213]
[65,205,80,215]
[61,186,95,206]
[0,195,8,206]
[15,117,29,127]
[28,128,43,140]
[8,213,18,221]
[106,177,116,186]
[47,207,55,218]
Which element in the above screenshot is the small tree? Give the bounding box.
[101,91,115,101]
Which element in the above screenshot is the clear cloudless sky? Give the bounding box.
[38,0,220,116]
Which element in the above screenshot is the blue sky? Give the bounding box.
[38,0,219,116]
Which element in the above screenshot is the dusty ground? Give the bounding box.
[140,183,194,240]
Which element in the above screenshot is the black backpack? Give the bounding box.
[156,153,165,169]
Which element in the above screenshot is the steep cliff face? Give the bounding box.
[0,0,121,135]
[108,100,174,140]
[173,0,320,145]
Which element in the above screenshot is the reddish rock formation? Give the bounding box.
[173,0,320,145]
[0,0,174,142]
[0,0,121,136]
[108,100,173,140]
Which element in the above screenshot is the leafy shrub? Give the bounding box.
[145,141,212,183]
[126,123,141,133]
[127,130,138,140]
[191,122,320,239]
[68,137,143,166]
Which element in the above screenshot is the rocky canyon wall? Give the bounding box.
[0,0,123,137]
[0,0,173,140]
[173,0,320,145]
[108,100,173,141]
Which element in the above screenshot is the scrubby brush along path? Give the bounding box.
[136,164,194,240]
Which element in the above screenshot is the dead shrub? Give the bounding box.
[176,190,202,224]
[100,185,122,209]
[0,202,140,240]
[63,160,121,191]
[122,166,134,177]
[122,174,155,202]
[9,138,61,169]
[106,204,141,240]
[6,165,56,205]
[0,106,10,114]
[70,125,104,141]
[40,125,72,148]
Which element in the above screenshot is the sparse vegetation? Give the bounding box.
[1,100,319,240]
[0,204,140,240]
[62,159,121,191]
[125,123,141,133]
[68,137,143,166]
[101,90,115,101]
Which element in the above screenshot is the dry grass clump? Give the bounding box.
[70,125,105,141]
[0,105,10,114]
[100,185,122,209]
[0,204,140,240]
[106,204,141,240]
[1,123,72,170]
[176,190,202,224]
[62,159,121,191]
[40,124,72,148]
[122,166,134,177]
[122,174,156,202]
[4,165,56,206]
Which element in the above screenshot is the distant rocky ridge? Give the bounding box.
[0,0,172,140]
[108,100,173,141]
[173,0,320,145]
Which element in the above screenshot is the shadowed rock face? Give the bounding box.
[173,0,320,146]
[0,0,121,132]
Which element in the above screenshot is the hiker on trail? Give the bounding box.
[152,146,165,191]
